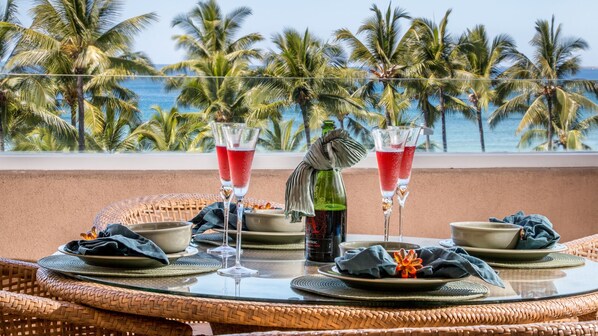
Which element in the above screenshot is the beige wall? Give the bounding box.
[1,168,597,261]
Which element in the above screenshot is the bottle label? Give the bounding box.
[305,209,347,262]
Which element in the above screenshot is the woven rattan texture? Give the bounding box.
[93,193,284,228]
[1,258,192,336]
[291,276,488,301]
[566,234,598,262]
[487,252,585,269]
[225,321,598,335]
[37,265,598,330]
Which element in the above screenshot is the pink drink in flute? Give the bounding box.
[216,145,231,181]
[218,125,260,278]
[372,128,409,242]
[394,126,421,242]
[207,122,244,257]
[227,149,255,190]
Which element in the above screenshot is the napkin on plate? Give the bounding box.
[489,211,560,249]
[64,224,169,265]
[190,202,245,234]
[416,246,504,287]
[335,245,397,278]
[335,245,504,287]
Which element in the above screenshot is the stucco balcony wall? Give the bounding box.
[1,155,597,261]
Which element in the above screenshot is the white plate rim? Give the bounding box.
[214,228,304,238]
[318,265,461,285]
[439,239,568,254]
[57,245,198,260]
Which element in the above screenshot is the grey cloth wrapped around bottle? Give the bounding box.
[489,211,560,249]
[335,245,504,288]
[285,129,367,222]
[64,224,169,265]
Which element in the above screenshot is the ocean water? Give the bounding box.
[122,69,598,152]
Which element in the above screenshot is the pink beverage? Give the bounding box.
[399,146,416,179]
[215,145,230,181]
[376,150,403,193]
[227,149,255,188]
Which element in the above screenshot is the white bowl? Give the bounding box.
[450,221,521,249]
[245,210,304,232]
[128,221,192,253]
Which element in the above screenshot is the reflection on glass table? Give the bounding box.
[71,236,598,307]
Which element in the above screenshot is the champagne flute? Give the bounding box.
[394,126,422,242]
[372,128,409,242]
[207,122,244,257]
[217,125,260,277]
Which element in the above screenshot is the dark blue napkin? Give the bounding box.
[416,246,504,287]
[335,245,397,278]
[335,245,504,287]
[64,224,169,265]
[190,202,245,234]
[489,211,560,249]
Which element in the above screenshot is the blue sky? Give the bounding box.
[16,0,598,66]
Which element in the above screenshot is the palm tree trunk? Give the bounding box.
[476,106,485,152]
[0,106,4,152]
[439,88,447,152]
[384,83,393,127]
[76,75,85,151]
[300,103,311,146]
[424,111,431,151]
[70,105,77,128]
[546,94,553,151]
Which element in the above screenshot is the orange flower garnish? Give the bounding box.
[80,226,98,240]
[393,249,423,278]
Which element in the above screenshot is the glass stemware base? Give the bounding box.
[217,265,259,278]
[207,245,236,257]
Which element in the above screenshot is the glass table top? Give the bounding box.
[74,236,598,307]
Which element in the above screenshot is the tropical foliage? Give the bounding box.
[0,0,597,153]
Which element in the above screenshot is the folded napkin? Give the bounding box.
[335,245,504,287]
[335,245,397,278]
[416,247,504,287]
[64,224,169,265]
[190,202,244,234]
[285,129,367,222]
[489,211,560,249]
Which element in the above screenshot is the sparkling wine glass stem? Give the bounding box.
[382,197,393,242]
[220,186,233,247]
[396,185,409,243]
[234,197,244,268]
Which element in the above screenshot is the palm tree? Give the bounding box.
[459,25,516,152]
[2,0,158,151]
[490,16,598,151]
[12,127,74,151]
[518,92,598,150]
[86,106,139,153]
[135,106,210,151]
[258,119,305,152]
[262,28,360,145]
[0,0,75,151]
[335,3,411,127]
[170,0,262,61]
[170,52,252,122]
[164,0,263,123]
[404,9,474,152]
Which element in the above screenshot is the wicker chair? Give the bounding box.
[93,193,280,228]
[0,258,195,336]
[225,321,598,335]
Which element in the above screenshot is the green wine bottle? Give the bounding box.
[305,120,348,262]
